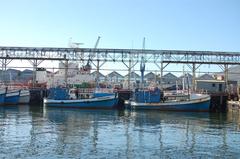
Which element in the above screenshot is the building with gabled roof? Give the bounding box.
[162,73,178,84]
[178,73,193,86]
[91,71,105,82]
[197,73,214,80]
[124,72,140,81]
[106,71,124,83]
[144,72,156,82]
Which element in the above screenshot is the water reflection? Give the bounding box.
[0,105,240,158]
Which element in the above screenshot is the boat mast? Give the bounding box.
[186,73,190,100]
[140,37,146,89]
[182,65,185,93]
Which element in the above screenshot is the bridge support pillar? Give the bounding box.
[122,53,138,90]
[128,59,131,89]
[64,59,68,87]
[28,60,44,87]
[157,61,169,90]
[1,57,12,84]
[192,63,196,92]
[224,64,228,93]
[160,61,163,89]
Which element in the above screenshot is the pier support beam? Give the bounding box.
[28,59,44,87]
[1,57,12,84]
[218,64,229,93]
[157,61,169,89]
[91,58,106,88]
[96,59,100,87]
[160,62,163,88]
[128,59,131,89]
[192,63,196,91]
[186,63,201,92]
[64,59,68,87]
[122,53,138,89]
[224,64,229,93]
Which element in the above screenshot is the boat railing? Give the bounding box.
[193,89,209,95]
[164,90,190,101]
[94,88,114,93]
[78,88,95,93]
[76,88,114,94]
[2,85,28,91]
[164,90,190,96]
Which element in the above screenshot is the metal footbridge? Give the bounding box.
[1,46,240,89]
[1,46,240,64]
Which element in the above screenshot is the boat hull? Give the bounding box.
[128,95,211,112]
[44,95,118,109]
[19,95,30,104]
[0,88,6,105]
[0,93,5,105]
[19,90,30,104]
[5,90,20,105]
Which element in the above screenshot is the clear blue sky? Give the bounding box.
[1,0,239,51]
[1,0,240,74]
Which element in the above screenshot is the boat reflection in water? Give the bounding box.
[0,105,240,158]
[43,107,240,158]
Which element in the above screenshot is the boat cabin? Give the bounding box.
[134,87,162,103]
[69,88,93,99]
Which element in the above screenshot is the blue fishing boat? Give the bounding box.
[0,88,6,105]
[126,52,210,112]
[44,87,119,109]
[126,88,210,112]
[5,88,21,105]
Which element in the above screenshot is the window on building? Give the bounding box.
[212,83,215,87]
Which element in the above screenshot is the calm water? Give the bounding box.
[0,105,240,159]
